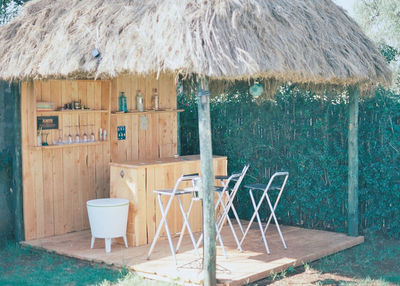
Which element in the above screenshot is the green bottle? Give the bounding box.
[119,92,127,112]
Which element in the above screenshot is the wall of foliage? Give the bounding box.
[178,81,400,238]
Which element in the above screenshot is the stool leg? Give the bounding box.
[91,236,95,249]
[249,190,270,254]
[122,235,128,248]
[239,189,264,248]
[105,238,111,253]
[176,198,195,253]
[216,192,242,252]
[230,203,244,235]
[176,197,200,258]
[265,193,287,249]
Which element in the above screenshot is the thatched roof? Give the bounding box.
[0,0,392,85]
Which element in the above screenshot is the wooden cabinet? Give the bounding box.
[110,155,228,247]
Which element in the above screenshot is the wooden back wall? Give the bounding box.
[21,74,178,240]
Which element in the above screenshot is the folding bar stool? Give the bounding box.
[215,164,250,239]
[176,177,229,258]
[214,164,249,251]
[239,172,289,254]
[146,174,201,265]
[195,164,249,253]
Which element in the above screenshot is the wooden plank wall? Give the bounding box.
[110,74,178,161]
[21,80,111,240]
[22,74,179,240]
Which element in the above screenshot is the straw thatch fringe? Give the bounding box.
[0,0,392,85]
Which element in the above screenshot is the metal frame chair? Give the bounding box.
[194,164,249,254]
[239,171,289,254]
[146,174,201,265]
[214,164,250,251]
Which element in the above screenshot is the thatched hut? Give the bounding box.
[0,0,391,83]
[0,0,391,284]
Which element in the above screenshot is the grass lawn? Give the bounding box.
[0,233,399,285]
[0,242,127,286]
[254,234,400,285]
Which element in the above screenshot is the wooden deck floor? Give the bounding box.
[22,224,363,285]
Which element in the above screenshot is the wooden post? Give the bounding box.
[177,108,181,155]
[197,78,216,285]
[12,81,24,242]
[348,85,359,237]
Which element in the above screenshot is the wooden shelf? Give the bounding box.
[36,109,109,116]
[110,109,184,116]
[30,141,108,150]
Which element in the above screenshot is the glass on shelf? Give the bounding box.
[90,125,95,142]
[67,126,73,144]
[75,126,80,143]
[53,129,64,145]
[83,125,88,142]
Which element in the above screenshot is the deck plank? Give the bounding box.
[22,224,363,285]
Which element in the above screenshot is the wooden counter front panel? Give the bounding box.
[110,157,227,247]
[110,166,147,246]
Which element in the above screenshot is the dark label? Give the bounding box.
[37,116,59,130]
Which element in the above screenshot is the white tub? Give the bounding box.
[86,198,129,252]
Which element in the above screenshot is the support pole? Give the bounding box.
[197,78,216,286]
[12,82,24,242]
[348,85,359,237]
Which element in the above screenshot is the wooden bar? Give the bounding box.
[21,74,186,241]
[110,155,227,247]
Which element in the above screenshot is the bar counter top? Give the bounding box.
[110,154,227,169]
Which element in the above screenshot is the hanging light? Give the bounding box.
[249,81,264,98]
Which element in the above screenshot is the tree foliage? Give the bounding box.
[0,0,25,25]
[355,0,400,89]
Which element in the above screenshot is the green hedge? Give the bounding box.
[178,82,400,237]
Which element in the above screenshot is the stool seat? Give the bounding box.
[244,183,281,191]
[153,188,195,195]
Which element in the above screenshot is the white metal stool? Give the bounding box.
[147,174,200,265]
[239,172,289,254]
[194,164,249,253]
[214,164,249,251]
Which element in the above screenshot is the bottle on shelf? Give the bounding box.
[37,127,42,147]
[137,90,144,112]
[153,88,159,111]
[119,91,127,113]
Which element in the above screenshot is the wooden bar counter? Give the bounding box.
[110,155,227,247]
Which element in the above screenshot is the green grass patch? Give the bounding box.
[253,234,400,285]
[0,242,127,286]
[312,234,400,284]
